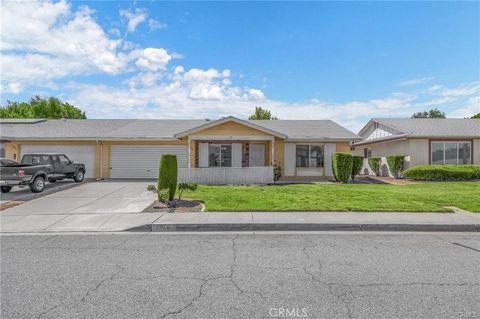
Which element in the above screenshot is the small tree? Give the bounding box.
[368,157,381,176]
[248,106,278,120]
[351,156,363,180]
[332,153,353,183]
[158,154,178,201]
[177,182,198,200]
[471,113,480,119]
[386,155,405,179]
[411,108,445,118]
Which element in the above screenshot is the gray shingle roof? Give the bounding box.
[0,118,359,141]
[371,118,480,138]
[249,120,360,140]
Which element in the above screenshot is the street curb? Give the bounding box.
[146,223,480,232]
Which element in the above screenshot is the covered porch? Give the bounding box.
[183,135,276,185]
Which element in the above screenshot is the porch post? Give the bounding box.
[188,136,191,168]
[271,138,275,165]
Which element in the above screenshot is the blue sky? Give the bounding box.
[1,0,479,131]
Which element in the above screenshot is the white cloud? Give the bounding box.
[148,19,167,30]
[447,96,480,118]
[133,48,172,72]
[425,82,480,97]
[0,0,130,91]
[0,0,177,93]
[400,77,434,86]
[120,8,147,33]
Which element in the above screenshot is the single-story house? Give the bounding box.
[352,118,480,176]
[0,116,360,184]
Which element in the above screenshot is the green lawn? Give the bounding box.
[187,182,480,212]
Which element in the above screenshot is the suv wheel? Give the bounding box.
[0,186,12,193]
[29,176,45,193]
[74,169,85,182]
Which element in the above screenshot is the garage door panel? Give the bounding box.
[110,145,188,179]
[20,144,95,178]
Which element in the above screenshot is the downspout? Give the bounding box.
[100,140,103,180]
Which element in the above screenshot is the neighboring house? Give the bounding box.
[352,118,480,176]
[0,116,360,184]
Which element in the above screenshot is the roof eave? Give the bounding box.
[1,137,181,142]
[174,116,287,139]
[353,134,409,146]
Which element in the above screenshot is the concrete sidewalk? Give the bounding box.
[149,210,480,232]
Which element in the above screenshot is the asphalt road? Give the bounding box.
[1,232,479,319]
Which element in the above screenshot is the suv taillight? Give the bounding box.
[18,170,25,177]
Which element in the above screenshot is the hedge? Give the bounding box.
[368,157,381,176]
[332,152,353,183]
[386,155,405,179]
[158,154,178,201]
[403,165,480,181]
[351,156,363,180]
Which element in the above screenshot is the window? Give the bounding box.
[58,155,71,165]
[431,141,471,165]
[296,144,324,168]
[21,155,50,165]
[363,148,372,158]
[209,144,232,167]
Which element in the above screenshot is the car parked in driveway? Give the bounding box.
[0,153,86,193]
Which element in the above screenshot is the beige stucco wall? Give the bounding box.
[408,139,429,166]
[4,142,19,161]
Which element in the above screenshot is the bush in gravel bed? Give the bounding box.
[332,152,353,183]
[158,154,178,201]
[403,165,480,181]
[387,155,405,179]
[368,157,381,176]
[177,182,198,200]
[351,156,363,180]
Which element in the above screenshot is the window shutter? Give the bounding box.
[232,143,242,167]
[284,143,296,176]
[198,142,209,167]
[324,143,336,176]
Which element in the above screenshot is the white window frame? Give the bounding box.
[296,144,325,168]
[430,141,472,165]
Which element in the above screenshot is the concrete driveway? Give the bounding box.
[0,180,88,206]
[0,181,163,232]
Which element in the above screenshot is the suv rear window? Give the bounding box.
[21,155,51,165]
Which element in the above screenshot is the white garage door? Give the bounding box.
[109,145,188,179]
[20,144,96,178]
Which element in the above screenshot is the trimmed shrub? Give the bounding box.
[403,165,480,181]
[178,182,198,200]
[158,189,170,203]
[273,162,282,181]
[351,156,363,180]
[158,154,178,201]
[368,157,381,176]
[332,152,353,183]
[386,155,405,179]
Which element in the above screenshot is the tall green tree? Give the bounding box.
[411,108,446,118]
[0,96,86,119]
[471,113,480,119]
[248,106,278,120]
